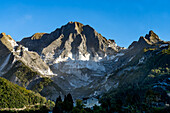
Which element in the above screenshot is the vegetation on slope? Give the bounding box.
[3,61,64,98]
[0,77,47,108]
[4,61,39,87]
[31,77,53,93]
[100,45,170,112]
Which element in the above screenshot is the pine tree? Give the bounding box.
[53,96,63,113]
[63,95,69,112]
[67,93,73,104]
[57,95,62,103]
[67,93,73,111]
[53,94,74,113]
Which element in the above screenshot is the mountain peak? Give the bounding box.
[61,21,85,34]
[0,32,13,40]
[129,30,163,49]
[136,30,162,45]
[31,33,47,40]
[68,21,84,26]
[66,21,84,28]
[149,30,159,38]
[145,30,161,43]
[20,22,121,61]
[0,32,18,51]
[0,32,6,37]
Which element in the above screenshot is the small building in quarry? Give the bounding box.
[82,97,101,108]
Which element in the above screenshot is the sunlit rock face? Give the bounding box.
[0,32,53,76]
[20,22,122,62]
[19,22,166,99]
[0,32,57,100]
[19,22,125,98]
[1,21,167,100]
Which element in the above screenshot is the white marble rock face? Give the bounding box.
[0,22,167,100]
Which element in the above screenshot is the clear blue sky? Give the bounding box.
[0,0,170,47]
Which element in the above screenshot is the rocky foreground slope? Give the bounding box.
[0,22,169,101]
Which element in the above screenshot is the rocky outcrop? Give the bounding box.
[0,32,60,100]
[18,22,125,99]
[1,22,168,101]
[145,30,162,44]
[0,33,17,75]
[0,32,18,51]
[128,30,163,49]
[19,23,167,99]
[20,22,122,62]
[0,33,53,76]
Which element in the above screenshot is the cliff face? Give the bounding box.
[20,22,122,62]
[0,32,64,100]
[1,22,169,100]
[18,22,125,99]
[0,32,53,76]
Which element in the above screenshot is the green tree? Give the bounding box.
[63,94,74,112]
[75,99,84,109]
[53,96,63,113]
[67,93,74,111]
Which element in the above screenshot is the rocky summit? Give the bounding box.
[19,22,125,99]
[0,22,169,101]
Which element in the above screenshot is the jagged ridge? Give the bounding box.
[0,22,169,101]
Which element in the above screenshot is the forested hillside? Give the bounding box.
[0,77,47,108]
[100,45,170,112]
